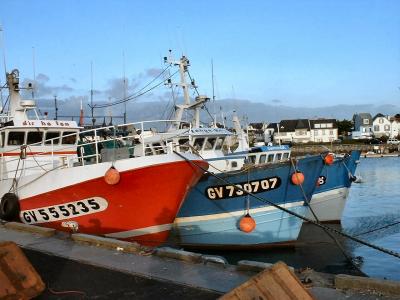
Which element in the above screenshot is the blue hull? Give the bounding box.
[315,151,360,195]
[172,155,325,248]
[307,151,361,222]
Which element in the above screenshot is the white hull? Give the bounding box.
[306,187,349,222]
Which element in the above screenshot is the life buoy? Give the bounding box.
[0,193,20,221]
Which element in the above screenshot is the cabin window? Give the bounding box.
[45,132,60,145]
[215,137,224,150]
[276,153,282,161]
[0,132,4,147]
[61,132,77,145]
[248,155,256,164]
[27,131,44,145]
[259,154,266,164]
[231,161,238,168]
[283,152,289,159]
[153,142,165,154]
[8,132,25,146]
[193,138,205,151]
[178,138,190,151]
[204,138,216,150]
[267,154,274,163]
[144,144,153,156]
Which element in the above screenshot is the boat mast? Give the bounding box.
[123,51,127,124]
[164,51,209,129]
[211,59,217,128]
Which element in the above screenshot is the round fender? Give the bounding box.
[0,193,20,221]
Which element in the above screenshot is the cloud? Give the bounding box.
[145,68,164,77]
[20,73,75,98]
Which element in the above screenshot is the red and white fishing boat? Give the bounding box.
[0,69,208,246]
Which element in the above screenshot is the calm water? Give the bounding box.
[205,157,400,280]
[342,156,400,280]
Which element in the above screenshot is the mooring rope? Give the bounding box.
[175,151,400,260]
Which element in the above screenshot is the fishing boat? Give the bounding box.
[0,69,208,246]
[138,54,328,249]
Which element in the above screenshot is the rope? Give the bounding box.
[92,68,177,109]
[290,157,363,271]
[173,150,400,260]
[354,220,400,237]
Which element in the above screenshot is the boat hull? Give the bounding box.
[306,187,349,223]
[172,202,306,249]
[306,151,361,223]
[172,155,324,248]
[1,154,207,247]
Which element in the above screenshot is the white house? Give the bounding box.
[273,119,311,144]
[372,113,391,138]
[390,114,400,138]
[309,119,338,143]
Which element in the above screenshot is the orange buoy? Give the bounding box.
[104,166,120,185]
[239,214,256,233]
[324,153,334,165]
[291,171,305,185]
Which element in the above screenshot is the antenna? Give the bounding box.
[123,51,127,123]
[0,24,7,77]
[54,95,58,120]
[32,46,36,99]
[90,61,95,126]
[211,59,216,127]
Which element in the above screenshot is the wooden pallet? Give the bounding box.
[220,261,315,300]
[0,241,45,299]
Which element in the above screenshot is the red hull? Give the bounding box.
[18,160,207,246]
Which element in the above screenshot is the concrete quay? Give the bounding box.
[1,222,400,299]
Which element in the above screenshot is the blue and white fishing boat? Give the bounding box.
[138,53,329,248]
[173,154,325,249]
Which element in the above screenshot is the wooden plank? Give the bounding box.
[0,241,45,299]
[220,262,315,300]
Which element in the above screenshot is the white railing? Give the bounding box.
[0,119,193,179]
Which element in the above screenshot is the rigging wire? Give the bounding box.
[91,65,174,109]
[187,70,200,96]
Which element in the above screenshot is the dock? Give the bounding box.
[1,222,400,299]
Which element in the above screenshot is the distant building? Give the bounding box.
[352,113,373,139]
[272,118,338,144]
[265,123,278,143]
[389,114,400,138]
[309,119,338,143]
[274,119,310,144]
[372,113,391,138]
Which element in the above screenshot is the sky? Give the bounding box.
[1,0,400,110]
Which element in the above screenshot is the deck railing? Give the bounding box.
[0,119,191,179]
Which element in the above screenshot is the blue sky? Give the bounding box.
[1,0,400,108]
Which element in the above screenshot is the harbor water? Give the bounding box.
[201,157,400,280]
[342,156,400,280]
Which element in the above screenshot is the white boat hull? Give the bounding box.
[305,187,349,223]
